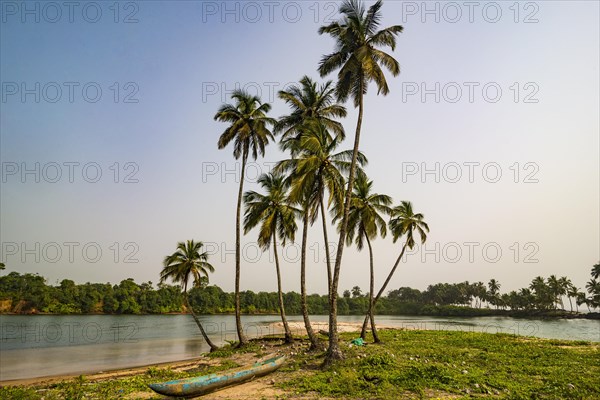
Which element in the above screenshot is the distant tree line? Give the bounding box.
[1,267,598,316]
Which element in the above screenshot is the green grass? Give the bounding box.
[1,330,598,399]
[281,330,600,399]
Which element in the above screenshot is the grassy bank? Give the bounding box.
[1,329,598,399]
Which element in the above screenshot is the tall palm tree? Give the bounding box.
[279,121,365,291]
[529,276,550,310]
[566,283,579,313]
[558,276,571,310]
[319,0,403,362]
[276,76,347,142]
[547,275,561,310]
[474,282,486,308]
[215,90,275,346]
[243,172,299,343]
[360,201,428,336]
[335,171,391,342]
[277,122,366,350]
[488,279,501,309]
[161,240,218,352]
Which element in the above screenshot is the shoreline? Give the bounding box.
[0,321,387,387]
[1,326,598,399]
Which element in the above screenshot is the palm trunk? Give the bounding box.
[320,196,332,297]
[360,235,379,343]
[273,233,293,343]
[568,297,573,312]
[361,242,408,335]
[326,90,364,365]
[301,208,319,349]
[235,152,248,346]
[184,291,218,352]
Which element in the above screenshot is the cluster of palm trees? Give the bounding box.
[211,0,408,363]
[410,268,600,313]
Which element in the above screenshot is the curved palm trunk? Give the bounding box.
[568,296,573,312]
[184,292,218,352]
[360,235,380,343]
[301,208,320,349]
[273,233,293,343]
[326,90,364,365]
[320,196,333,297]
[235,152,249,346]
[361,242,408,335]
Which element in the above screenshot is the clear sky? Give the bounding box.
[1,1,598,296]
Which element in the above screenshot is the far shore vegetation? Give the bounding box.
[1,269,598,319]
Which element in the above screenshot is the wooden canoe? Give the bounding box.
[148,355,285,398]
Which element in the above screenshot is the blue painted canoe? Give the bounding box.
[148,355,285,398]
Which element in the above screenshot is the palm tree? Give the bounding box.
[360,201,428,336]
[319,0,403,362]
[335,171,391,342]
[547,275,561,310]
[487,279,501,309]
[277,122,366,350]
[278,121,364,292]
[558,277,571,311]
[518,288,534,311]
[529,276,550,310]
[474,282,486,308]
[215,90,275,346]
[161,240,218,352]
[592,263,600,280]
[276,76,347,142]
[566,284,579,313]
[243,172,299,343]
[586,279,600,309]
[576,291,589,312]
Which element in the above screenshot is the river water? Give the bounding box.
[1,314,598,381]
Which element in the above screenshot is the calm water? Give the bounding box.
[1,314,598,381]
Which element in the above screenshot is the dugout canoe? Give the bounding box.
[147,355,285,398]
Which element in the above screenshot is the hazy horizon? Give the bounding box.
[1,1,599,296]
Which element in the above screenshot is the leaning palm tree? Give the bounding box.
[276,76,347,142]
[576,291,589,312]
[360,201,428,336]
[215,90,275,346]
[243,172,299,343]
[335,171,391,342]
[557,276,571,310]
[161,240,218,352]
[319,0,403,362]
[567,283,579,313]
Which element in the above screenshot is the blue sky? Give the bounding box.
[1,1,599,296]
